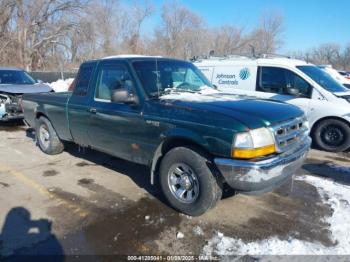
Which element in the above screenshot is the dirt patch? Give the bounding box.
[0,122,25,132]
[76,161,95,167]
[45,181,182,255]
[43,170,59,177]
[78,178,94,185]
[242,179,333,245]
[302,159,350,185]
[0,182,10,187]
[69,197,181,255]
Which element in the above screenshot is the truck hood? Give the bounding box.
[0,83,52,94]
[160,93,303,129]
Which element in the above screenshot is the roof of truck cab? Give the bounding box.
[102,54,163,59]
[0,67,23,71]
[84,55,190,64]
[194,57,311,68]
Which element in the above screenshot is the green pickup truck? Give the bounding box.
[22,56,311,216]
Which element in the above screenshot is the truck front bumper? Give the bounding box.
[214,137,312,194]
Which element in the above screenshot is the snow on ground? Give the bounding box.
[203,175,350,256]
[46,78,74,92]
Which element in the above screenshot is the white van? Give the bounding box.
[194,56,350,152]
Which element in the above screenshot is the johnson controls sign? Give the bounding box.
[239,68,250,80]
[216,73,238,85]
[216,68,250,85]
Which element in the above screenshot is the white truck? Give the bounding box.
[194,56,350,152]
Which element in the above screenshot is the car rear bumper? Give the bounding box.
[214,137,311,194]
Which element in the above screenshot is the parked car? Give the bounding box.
[338,70,350,81]
[22,55,311,216]
[0,67,52,121]
[195,56,350,152]
[318,65,350,89]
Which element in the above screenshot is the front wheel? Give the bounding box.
[159,147,222,216]
[313,119,350,152]
[35,116,64,155]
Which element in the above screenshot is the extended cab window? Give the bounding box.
[257,67,312,97]
[95,64,133,101]
[74,65,94,96]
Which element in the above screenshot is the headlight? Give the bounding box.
[232,127,276,159]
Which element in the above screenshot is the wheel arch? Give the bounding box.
[150,136,213,185]
[35,111,49,120]
[310,116,350,136]
[34,111,64,141]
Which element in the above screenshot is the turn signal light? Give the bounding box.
[232,144,276,159]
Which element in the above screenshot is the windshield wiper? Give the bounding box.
[167,88,196,94]
[148,88,197,100]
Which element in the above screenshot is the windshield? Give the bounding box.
[0,70,36,85]
[297,65,348,93]
[132,60,213,98]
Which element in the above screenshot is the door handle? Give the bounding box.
[88,108,97,114]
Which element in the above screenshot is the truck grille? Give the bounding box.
[271,116,309,153]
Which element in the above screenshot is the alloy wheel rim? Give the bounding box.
[167,163,199,204]
[322,125,345,147]
[39,124,50,149]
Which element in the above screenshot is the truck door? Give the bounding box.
[87,60,148,164]
[68,62,96,146]
[256,66,312,117]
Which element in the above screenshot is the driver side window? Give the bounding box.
[257,67,312,97]
[95,65,134,101]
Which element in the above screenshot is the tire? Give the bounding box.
[159,146,222,216]
[313,119,350,152]
[35,116,64,155]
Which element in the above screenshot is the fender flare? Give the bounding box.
[150,128,210,185]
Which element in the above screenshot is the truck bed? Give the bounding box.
[22,92,72,140]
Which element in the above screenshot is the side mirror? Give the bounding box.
[286,87,300,96]
[111,88,138,104]
[213,84,218,90]
[36,79,43,84]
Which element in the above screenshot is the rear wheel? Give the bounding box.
[35,116,64,155]
[159,146,222,216]
[313,119,350,152]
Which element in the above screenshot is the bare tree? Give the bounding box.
[0,0,85,70]
[311,43,340,65]
[341,44,350,70]
[121,0,155,54]
[154,0,206,59]
[5,1,349,72]
[291,43,350,70]
[210,25,251,56]
[250,11,284,54]
[0,0,17,64]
